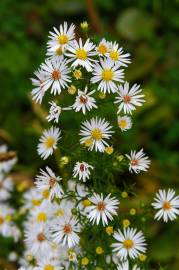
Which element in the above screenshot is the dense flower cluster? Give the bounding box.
[1,21,178,270]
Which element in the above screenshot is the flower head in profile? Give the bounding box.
[31,69,47,104]
[152,189,179,222]
[111,227,147,260]
[35,167,64,200]
[37,126,61,159]
[126,149,150,173]
[40,58,71,95]
[72,86,97,114]
[118,115,132,132]
[115,82,145,114]
[46,101,71,123]
[47,22,75,52]
[91,58,124,93]
[51,216,81,248]
[65,38,96,72]
[80,117,114,152]
[85,193,119,226]
[108,42,131,67]
[73,161,93,182]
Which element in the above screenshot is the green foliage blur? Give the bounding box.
[0,0,179,269]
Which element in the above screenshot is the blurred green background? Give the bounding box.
[0,0,179,269]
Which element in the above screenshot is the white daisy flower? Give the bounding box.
[117,115,132,131]
[24,223,52,257]
[85,193,119,226]
[46,101,71,123]
[0,204,14,237]
[73,161,93,182]
[23,187,43,210]
[79,117,114,152]
[72,86,97,114]
[96,38,110,57]
[40,58,71,95]
[53,199,75,219]
[91,58,124,93]
[47,22,75,52]
[126,149,150,174]
[152,189,179,222]
[0,174,13,201]
[65,38,96,72]
[114,82,145,114]
[108,42,131,67]
[31,69,47,104]
[117,261,140,270]
[111,227,147,260]
[35,167,64,200]
[36,257,62,270]
[29,201,52,225]
[37,126,61,160]
[51,216,80,248]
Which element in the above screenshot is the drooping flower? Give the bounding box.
[73,161,93,182]
[46,101,71,123]
[152,189,179,222]
[126,149,150,173]
[31,69,47,104]
[79,117,114,152]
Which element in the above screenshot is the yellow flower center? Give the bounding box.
[91,128,103,141]
[58,34,68,45]
[163,201,171,210]
[98,44,107,54]
[82,199,91,207]
[84,139,93,147]
[42,189,50,199]
[110,50,119,61]
[0,216,4,225]
[32,199,41,206]
[44,265,54,270]
[102,69,113,81]
[37,212,47,222]
[45,137,55,149]
[56,46,63,56]
[119,119,127,129]
[5,215,12,222]
[55,208,64,217]
[76,48,87,60]
[123,239,134,249]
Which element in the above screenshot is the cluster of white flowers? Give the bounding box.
[0,145,20,242]
[15,21,179,270]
